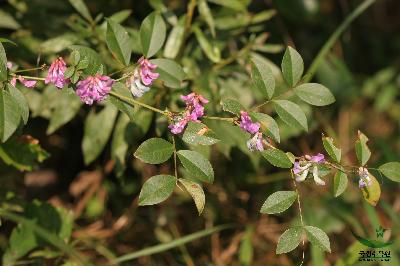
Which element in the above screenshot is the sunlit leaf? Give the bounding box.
[134,138,174,164]
[260,191,297,214]
[139,175,176,205]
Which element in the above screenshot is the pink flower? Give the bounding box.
[45,57,69,88]
[10,75,37,88]
[358,167,371,188]
[6,62,12,70]
[247,132,264,151]
[138,57,159,86]
[76,74,114,105]
[168,117,189,134]
[169,93,209,134]
[239,111,260,134]
[308,153,325,163]
[126,69,150,98]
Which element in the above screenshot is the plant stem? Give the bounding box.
[109,91,167,116]
[14,65,46,73]
[304,0,376,82]
[172,135,178,179]
[291,171,305,266]
[16,75,46,81]
[202,115,235,122]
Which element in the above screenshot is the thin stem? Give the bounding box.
[304,0,376,82]
[202,115,235,122]
[177,0,197,57]
[14,65,46,73]
[291,171,305,266]
[109,91,167,116]
[251,100,270,111]
[172,135,178,180]
[16,75,46,81]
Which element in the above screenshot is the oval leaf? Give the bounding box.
[193,26,220,63]
[106,19,132,66]
[261,148,293,168]
[7,84,29,125]
[149,58,185,88]
[0,89,21,142]
[177,150,214,183]
[379,162,400,182]
[260,191,297,214]
[276,227,303,254]
[0,43,7,82]
[134,138,174,164]
[355,131,371,166]
[139,175,176,205]
[221,98,245,116]
[273,100,308,131]
[182,122,220,146]
[140,12,166,58]
[322,136,341,163]
[163,15,185,59]
[304,226,331,253]
[294,83,335,106]
[333,171,348,197]
[250,112,280,143]
[281,46,303,87]
[179,178,205,215]
[361,174,381,206]
[82,105,117,165]
[251,56,275,99]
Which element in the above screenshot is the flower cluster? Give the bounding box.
[239,111,264,151]
[358,167,371,188]
[8,62,37,88]
[76,74,114,105]
[127,57,159,98]
[169,93,209,134]
[45,57,69,88]
[293,153,326,185]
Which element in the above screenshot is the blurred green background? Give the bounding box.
[0,0,399,265]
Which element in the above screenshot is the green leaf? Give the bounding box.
[193,26,221,63]
[273,100,308,131]
[322,136,341,163]
[208,0,247,11]
[138,174,176,205]
[182,122,220,146]
[179,178,205,215]
[0,42,7,82]
[333,171,348,197]
[0,136,49,171]
[0,10,21,30]
[276,227,303,254]
[239,227,254,265]
[140,12,166,58]
[111,114,132,176]
[355,131,371,166]
[109,82,136,121]
[149,58,185,88]
[7,84,29,125]
[361,174,381,206]
[260,191,297,214]
[47,88,82,134]
[281,46,304,87]
[198,0,216,37]
[250,112,280,143]
[68,0,93,22]
[261,148,293,168]
[379,162,400,182]
[221,98,245,116]
[177,150,214,183]
[304,226,331,253]
[251,56,275,99]
[106,19,132,66]
[294,83,335,106]
[69,45,104,75]
[0,89,21,142]
[3,222,38,264]
[164,15,185,59]
[134,138,174,164]
[82,104,117,165]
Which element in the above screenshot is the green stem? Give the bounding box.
[109,91,167,116]
[14,65,46,73]
[290,171,305,266]
[16,75,46,81]
[304,0,376,82]
[202,115,235,122]
[0,209,86,265]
